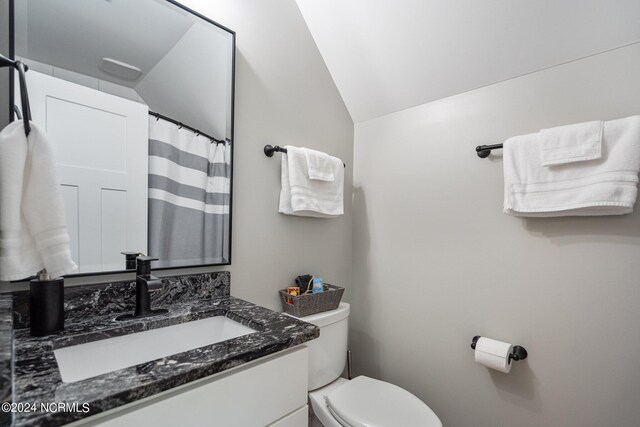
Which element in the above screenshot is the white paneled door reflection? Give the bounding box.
[17,71,148,272]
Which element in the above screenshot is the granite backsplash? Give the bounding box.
[11,272,230,329]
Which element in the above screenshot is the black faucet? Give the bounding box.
[120,251,140,270]
[116,256,168,321]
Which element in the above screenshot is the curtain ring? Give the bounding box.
[178,122,183,129]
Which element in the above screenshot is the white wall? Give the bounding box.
[352,42,640,427]
[195,0,353,309]
[0,0,354,312]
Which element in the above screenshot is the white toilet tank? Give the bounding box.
[293,302,349,391]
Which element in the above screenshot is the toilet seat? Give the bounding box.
[325,376,442,427]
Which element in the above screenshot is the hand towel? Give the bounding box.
[504,116,640,217]
[538,120,603,166]
[279,146,344,217]
[303,147,335,181]
[0,121,77,280]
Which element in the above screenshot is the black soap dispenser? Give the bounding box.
[30,271,64,337]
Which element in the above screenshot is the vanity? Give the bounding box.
[0,2,321,425]
[0,272,319,426]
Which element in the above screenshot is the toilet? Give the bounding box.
[290,303,442,427]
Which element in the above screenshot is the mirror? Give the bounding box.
[10,0,235,274]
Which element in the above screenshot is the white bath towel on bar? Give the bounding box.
[538,120,603,166]
[504,115,640,217]
[279,146,344,217]
[0,121,77,280]
[304,147,335,181]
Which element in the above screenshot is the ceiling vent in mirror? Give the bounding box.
[99,58,142,81]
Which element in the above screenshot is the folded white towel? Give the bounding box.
[504,116,640,217]
[303,147,335,181]
[0,121,77,280]
[538,120,603,166]
[279,146,344,217]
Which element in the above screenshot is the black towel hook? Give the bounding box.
[0,54,31,137]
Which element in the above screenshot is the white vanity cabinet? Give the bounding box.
[71,346,309,427]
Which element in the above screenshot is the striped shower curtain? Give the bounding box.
[147,117,231,267]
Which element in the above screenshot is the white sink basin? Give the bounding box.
[54,316,256,383]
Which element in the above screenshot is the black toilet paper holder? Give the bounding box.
[471,335,528,364]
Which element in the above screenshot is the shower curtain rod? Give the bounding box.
[149,111,228,145]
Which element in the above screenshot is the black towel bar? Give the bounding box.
[264,145,346,167]
[264,144,288,157]
[476,143,504,158]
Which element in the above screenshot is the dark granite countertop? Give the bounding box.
[0,295,12,427]
[2,272,319,426]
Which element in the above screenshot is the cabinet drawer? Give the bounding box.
[268,406,308,427]
[76,346,309,427]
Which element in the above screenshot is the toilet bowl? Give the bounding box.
[289,303,442,427]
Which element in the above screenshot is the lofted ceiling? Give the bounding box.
[295,0,640,123]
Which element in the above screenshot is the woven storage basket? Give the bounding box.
[279,284,344,317]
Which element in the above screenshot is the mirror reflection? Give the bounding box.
[12,0,234,273]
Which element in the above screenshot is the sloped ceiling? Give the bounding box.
[14,0,233,139]
[296,0,640,123]
[15,0,193,87]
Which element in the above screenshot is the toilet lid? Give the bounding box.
[326,376,442,427]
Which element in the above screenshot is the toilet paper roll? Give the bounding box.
[474,337,513,373]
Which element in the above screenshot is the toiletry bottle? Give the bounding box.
[312,278,324,294]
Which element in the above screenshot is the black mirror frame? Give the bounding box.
[6,0,236,279]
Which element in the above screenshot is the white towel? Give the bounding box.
[279,146,344,217]
[0,121,77,280]
[538,120,603,166]
[504,116,640,217]
[304,147,335,181]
